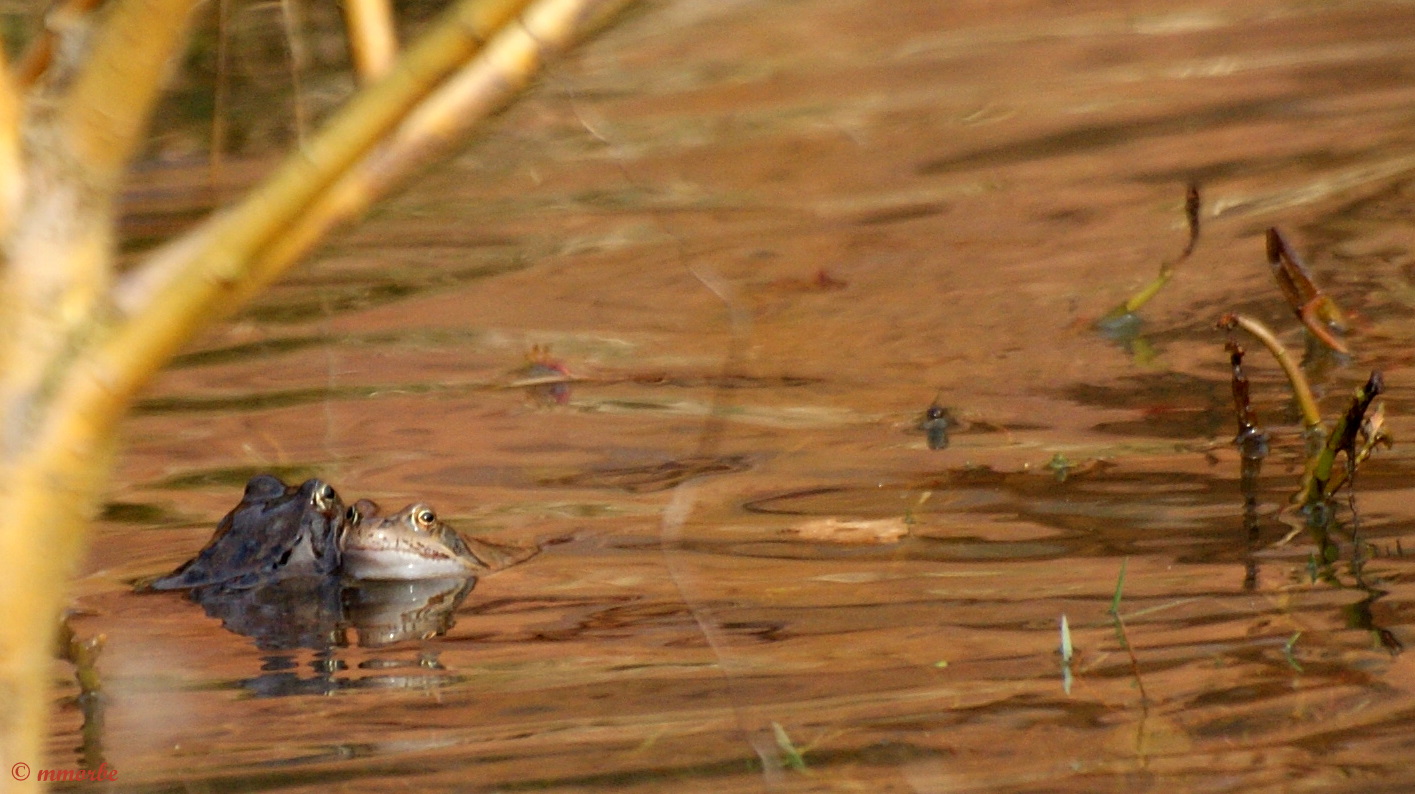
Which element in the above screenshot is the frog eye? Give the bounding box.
[313,484,338,510]
[345,505,362,524]
[416,509,436,527]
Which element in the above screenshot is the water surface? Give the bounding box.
[52,1,1415,790]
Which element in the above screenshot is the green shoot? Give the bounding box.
[1110,558,1127,616]
[771,722,807,772]
[1108,559,1148,703]
[1283,632,1304,672]
[1100,182,1200,320]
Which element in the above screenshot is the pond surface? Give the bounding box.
[50,0,1415,790]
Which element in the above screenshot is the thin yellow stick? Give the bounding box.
[0,51,21,241]
[1217,313,1322,433]
[344,0,399,83]
[254,0,636,282]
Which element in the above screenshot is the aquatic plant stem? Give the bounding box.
[1266,227,1349,356]
[1297,371,1383,509]
[1108,558,1149,704]
[661,484,785,782]
[1100,182,1199,319]
[1110,270,1174,318]
[1217,313,1323,433]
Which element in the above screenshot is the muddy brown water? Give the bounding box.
[48,0,1415,791]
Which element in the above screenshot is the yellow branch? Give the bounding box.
[0,49,21,242]
[344,0,399,83]
[111,0,532,339]
[57,0,201,186]
[255,0,637,280]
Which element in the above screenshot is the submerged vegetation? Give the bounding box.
[1094,182,1201,361]
[1082,192,1400,712]
[1217,227,1389,541]
[1099,182,1201,323]
[1097,181,1391,554]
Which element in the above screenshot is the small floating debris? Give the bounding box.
[786,517,909,545]
[765,267,848,293]
[917,394,951,450]
[511,344,573,405]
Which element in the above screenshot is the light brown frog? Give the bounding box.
[340,500,537,580]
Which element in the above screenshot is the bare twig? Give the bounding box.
[0,50,22,242]
[254,0,636,282]
[1217,313,1322,434]
[108,0,536,390]
[343,0,399,82]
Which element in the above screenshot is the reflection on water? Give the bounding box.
[172,575,473,652]
[53,0,1415,790]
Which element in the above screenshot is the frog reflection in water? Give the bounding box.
[340,500,538,580]
[148,477,537,652]
[150,474,345,590]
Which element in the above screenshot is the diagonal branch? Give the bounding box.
[252,0,637,289]
[106,0,534,399]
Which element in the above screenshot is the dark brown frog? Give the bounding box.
[150,474,345,590]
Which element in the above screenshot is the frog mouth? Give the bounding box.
[341,531,478,580]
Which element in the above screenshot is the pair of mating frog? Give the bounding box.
[150,474,533,591]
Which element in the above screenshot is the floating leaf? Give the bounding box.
[788,517,909,545]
